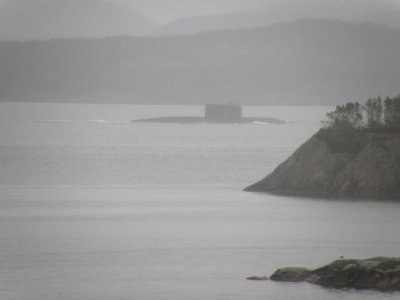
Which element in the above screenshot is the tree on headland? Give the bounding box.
[365,97,383,129]
[323,95,400,131]
[383,95,400,130]
[323,102,363,129]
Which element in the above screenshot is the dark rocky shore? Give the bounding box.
[245,129,400,199]
[266,257,400,291]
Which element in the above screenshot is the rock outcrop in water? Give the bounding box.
[245,128,400,199]
[269,257,400,290]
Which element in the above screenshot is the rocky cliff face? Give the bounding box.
[245,129,400,199]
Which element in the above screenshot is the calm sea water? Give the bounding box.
[0,103,399,300]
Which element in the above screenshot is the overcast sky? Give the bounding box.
[109,0,399,23]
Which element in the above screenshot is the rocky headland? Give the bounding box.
[267,257,400,291]
[245,128,400,199]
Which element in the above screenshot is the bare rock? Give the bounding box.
[269,257,400,291]
[246,276,269,281]
[245,129,400,199]
[270,267,311,282]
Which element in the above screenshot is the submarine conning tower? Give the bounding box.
[204,104,242,123]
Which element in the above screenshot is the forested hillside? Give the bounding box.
[1,20,399,105]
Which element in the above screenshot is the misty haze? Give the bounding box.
[0,0,400,299]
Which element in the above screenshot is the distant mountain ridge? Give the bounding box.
[0,0,158,41]
[0,20,399,105]
[1,0,399,41]
[154,2,400,36]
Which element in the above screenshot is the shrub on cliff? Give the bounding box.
[323,102,363,130]
[316,128,367,154]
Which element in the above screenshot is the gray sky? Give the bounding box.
[109,0,399,23]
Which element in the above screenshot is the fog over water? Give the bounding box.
[0,0,399,299]
[0,104,400,300]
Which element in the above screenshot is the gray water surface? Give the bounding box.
[0,103,399,300]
